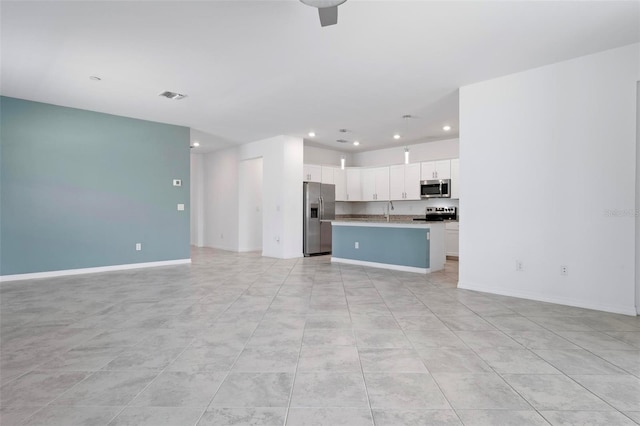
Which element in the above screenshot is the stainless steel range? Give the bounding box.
[413,206,457,221]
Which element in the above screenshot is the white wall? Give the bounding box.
[304,144,352,167]
[238,158,263,252]
[636,82,640,315]
[202,147,239,251]
[189,153,204,247]
[353,138,459,167]
[459,44,639,315]
[238,135,304,259]
[196,135,303,258]
[303,138,458,169]
[348,199,459,217]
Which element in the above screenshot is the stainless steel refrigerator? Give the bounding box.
[303,182,335,256]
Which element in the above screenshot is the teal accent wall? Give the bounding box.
[332,225,430,268]
[0,97,191,275]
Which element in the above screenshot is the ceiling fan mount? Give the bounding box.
[300,0,347,27]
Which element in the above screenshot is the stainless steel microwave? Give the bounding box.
[420,179,451,199]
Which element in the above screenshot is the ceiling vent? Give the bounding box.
[159,91,187,100]
[336,139,348,143]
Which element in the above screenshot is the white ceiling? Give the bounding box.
[1,1,638,153]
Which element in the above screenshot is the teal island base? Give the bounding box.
[330,221,445,274]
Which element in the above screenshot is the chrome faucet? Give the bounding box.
[384,201,395,222]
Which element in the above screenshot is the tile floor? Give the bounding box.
[1,248,639,425]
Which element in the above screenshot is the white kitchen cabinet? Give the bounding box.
[389,163,421,200]
[361,168,375,201]
[421,160,451,180]
[346,168,362,201]
[445,221,459,257]
[405,163,421,199]
[361,167,389,201]
[389,165,405,200]
[303,164,322,182]
[334,168,347,201]
[374,167,390,200]
[450,158,460,199]
[321,166,335,184]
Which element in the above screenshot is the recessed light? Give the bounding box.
[308,131,316,137]
[193,142,200,147]
[353,141,360,146]
[159,91,187,100]
[393,134,401,140]
[89,76,101,81]
[443,125,451,131]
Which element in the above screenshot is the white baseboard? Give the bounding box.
[0,259,192,283]
[458,280,638,317]
[331,257,430,274]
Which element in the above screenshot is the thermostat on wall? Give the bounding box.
[173,179,182,187]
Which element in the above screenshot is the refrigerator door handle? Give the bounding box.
[319,196,323,219]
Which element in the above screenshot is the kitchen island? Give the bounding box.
[331,219,445,274]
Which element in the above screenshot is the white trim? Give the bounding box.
[332,221,440,229]
[0,259,192,283]
[331,257,430,274]
[458,280,638,317]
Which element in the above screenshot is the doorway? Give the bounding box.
[238,157,263,252]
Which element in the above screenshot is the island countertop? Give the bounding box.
[332,220,445,229]
[333,214,456,226]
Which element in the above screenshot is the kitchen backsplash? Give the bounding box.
[336,199,459,218]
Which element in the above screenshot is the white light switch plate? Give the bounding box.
[177,204,185,211]
[173,179,182,187]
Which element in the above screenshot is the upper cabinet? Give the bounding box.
[304,158,459,201]
[361,167,389,201]
[346,168,362,201]
[421,160,451,180]
[303,164,339,184]
[389,163,421,200]
[450,158,460,199]
[334,168,347,201]
[303,164,322,182]
[321,166,335,184]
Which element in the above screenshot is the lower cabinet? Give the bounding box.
[445,222,459,257]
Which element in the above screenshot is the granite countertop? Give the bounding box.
[334,215,457,224]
